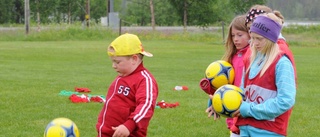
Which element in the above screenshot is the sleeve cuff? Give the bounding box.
[123,119,136,133]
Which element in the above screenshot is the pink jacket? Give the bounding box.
[226,45,249,130]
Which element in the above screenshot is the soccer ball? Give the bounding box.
[205,60,235,89]
[212,84,244,118]
[44,117,80,137]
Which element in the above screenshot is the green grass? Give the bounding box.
[0,26,320,136]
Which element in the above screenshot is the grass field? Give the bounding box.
[0,27,320,136]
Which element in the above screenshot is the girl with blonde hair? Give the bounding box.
[234,13,296,137]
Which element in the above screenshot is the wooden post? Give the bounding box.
[222,21,225,43]
[150,0,155,31]
[86,0,90,28]
[107,0,110,26]
[25,0,30,34]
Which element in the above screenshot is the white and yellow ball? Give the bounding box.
[44,117,80,137]
[205,60,235,89]
[212,84,244,118]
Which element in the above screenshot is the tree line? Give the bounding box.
[0,0,266,27]
[0,0,318,28]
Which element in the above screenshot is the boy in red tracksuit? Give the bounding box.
[96,33,159,137]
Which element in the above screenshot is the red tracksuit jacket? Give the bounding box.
[96,63,158,137]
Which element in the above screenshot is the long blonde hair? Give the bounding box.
[247,40,280,77]
[247,13,282,77]
[221,15,248,63]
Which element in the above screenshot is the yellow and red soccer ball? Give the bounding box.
[212,84,244,117]
[44,117,80,137]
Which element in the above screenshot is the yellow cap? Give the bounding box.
[107,33,153,57]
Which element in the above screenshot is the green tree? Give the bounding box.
[0,0,23,24]
[30,0,59,24]
[169,0,233,28]
[120,0,180,26]
[121,0,150,26]
[57,0,83,24]
[90,0,108,23]
[188,0,222,27]
[13,0,24,23]
[153,0,179,26]
[229,0,267,14]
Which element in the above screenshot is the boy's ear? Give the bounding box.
[131,54,140,62]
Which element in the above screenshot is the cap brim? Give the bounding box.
[141,51,153,57]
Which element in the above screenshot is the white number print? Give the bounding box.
[118,85,130,96]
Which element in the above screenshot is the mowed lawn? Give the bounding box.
[0,39,319,137]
